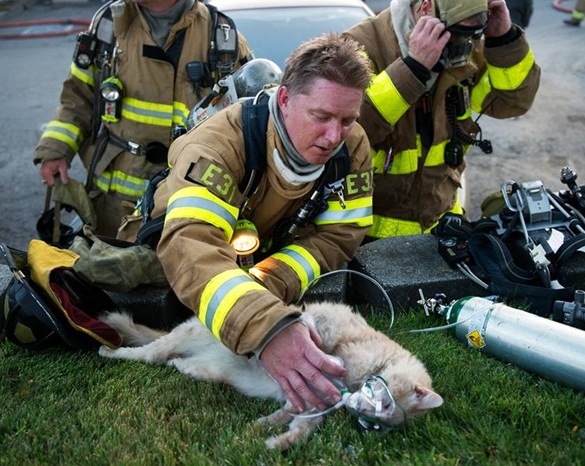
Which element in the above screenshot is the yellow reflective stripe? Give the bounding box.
[95,170,149,198]
[373,138,469,174]
[471,50,536,110]
[371,148,387,173]
[470,70,490,111]
[366,71,410,125]
[487,49,535,90]
[457,107,472,120]
[41,120,84,152]
[314,196,373,227]
[371,147,419,175]
[70,62,95,86]
[121,97,174,126]
[165,186,239,239]
[426,141,449,167]
[368,198,464,238]
[173,101,190,126]
[271,245,320,291]
[200,269,266,339]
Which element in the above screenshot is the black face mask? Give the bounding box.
[441,23,486,68]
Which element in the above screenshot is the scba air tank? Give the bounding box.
[444,296,585,392]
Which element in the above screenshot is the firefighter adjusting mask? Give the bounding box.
[433,0,488,68]
[441,21,486,68]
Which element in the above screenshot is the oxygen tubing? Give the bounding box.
[0,18,90,40]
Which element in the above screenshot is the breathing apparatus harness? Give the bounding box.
[77,1,245,192]
[431,166,585,325]
[414,80,493,169]
[136,91,351,268]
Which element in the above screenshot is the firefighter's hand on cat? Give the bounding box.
[260,321,347,413]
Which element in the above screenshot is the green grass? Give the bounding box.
[1,309,584,466]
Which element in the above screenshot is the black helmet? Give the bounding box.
[36,203,84,249]
[0,242,121,351]
[2,268,66,350]
[233,58,283,98]
[36,178,98,249]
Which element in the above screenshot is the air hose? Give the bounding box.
[0,18,90,40]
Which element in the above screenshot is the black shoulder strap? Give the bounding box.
[240,95,269,198]
[137,94,352,247]
[136,96,270,246]
[205,3,239,78]
[95,2,114,44]
[323,145,350,186]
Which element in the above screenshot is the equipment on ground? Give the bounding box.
[436,295,585,392]
[432,166,585,320]
[0,241,121,351]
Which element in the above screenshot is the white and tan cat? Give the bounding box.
[98,301,443,450]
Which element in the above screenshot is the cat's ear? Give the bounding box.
[414,386,444,409]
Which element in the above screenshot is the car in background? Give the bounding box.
[207,0,375,69]
[363,0,387,14]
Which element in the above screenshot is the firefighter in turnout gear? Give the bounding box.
[150,34,373,413]
[34,0,253,237]
[342,0,540,240]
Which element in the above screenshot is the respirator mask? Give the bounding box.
[441,20,486,68]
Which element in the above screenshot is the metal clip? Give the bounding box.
[328,180,346,209]
[127,141,141,155]
[527,243,552,287]
[220,24,231,42]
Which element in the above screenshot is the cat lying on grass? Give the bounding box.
[99,301,443,450]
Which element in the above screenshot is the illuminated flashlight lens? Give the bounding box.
[232,235,259,254]
[101,86,120,102]
[231,219,259,255]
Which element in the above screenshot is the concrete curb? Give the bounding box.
[2,234,584,328]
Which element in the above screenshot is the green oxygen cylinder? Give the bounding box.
[443,296,585,392]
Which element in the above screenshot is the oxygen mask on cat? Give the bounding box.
[288,372,405,432]
[345,376,406,431]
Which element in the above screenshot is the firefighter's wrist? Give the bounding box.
[253,315,301,359]
[404,55,431,84]
[485,25,520,47]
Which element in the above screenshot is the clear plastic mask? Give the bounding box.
[344,376,405,430]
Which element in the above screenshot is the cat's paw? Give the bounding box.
[256,409,292,427]
[264,431,303,451]
[98,345,114,357]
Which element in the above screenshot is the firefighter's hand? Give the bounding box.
[259,321,347,413]
[484,0,512,38]
[408,15,450,70]
[40,159,69,186]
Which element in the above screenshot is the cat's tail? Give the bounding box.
[100,312,168,346]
